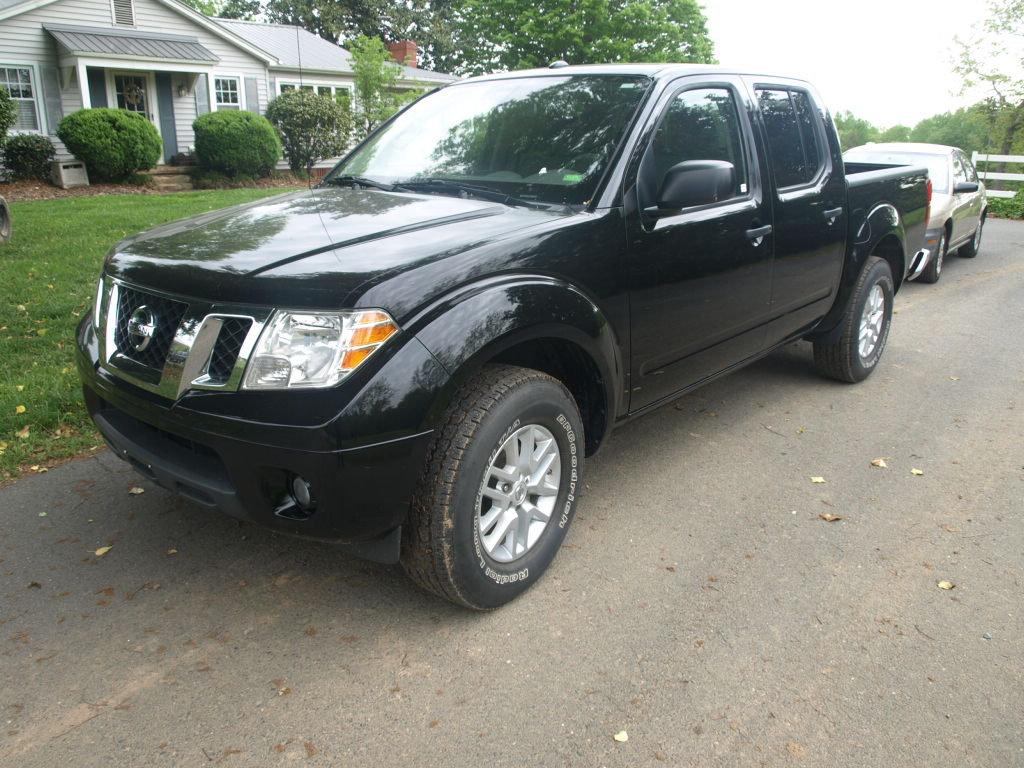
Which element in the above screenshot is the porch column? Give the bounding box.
[76,61,90,109]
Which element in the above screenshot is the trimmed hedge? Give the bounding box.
[2,133,55,181]
[193,110,280,178]
[0,87,15,150]
[266,90,351,173]
[57,108,161,182]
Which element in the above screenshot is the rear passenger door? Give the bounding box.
[951,151,979,243]
[749,82,846,342]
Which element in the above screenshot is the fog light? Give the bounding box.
[290,475,314,509]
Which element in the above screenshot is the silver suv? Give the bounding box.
[843,142,987,284]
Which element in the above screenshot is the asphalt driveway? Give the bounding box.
[2,220,1022,767]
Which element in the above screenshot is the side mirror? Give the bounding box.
[650,160,736,215]
[953,181,979,194]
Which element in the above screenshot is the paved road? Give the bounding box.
[2,221,1022,768]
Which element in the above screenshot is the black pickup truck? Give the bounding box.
[77,65,928,609]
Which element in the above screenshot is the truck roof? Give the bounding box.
[458,63,811,85]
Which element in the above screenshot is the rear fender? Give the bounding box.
[808,203,906,344]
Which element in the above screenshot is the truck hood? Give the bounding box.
[106,187,564,309]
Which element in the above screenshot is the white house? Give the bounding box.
[0,0,456,163]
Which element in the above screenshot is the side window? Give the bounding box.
[952,152,968,183]
[962,154,978,182]
[641,86,749,205]
[756,87,824,188]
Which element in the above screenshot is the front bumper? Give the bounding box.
[77,314,446,562]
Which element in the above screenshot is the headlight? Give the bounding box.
[242,309,399,390]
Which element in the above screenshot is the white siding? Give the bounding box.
[0,0,270,158]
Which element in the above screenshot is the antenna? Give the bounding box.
[293,23,314,187]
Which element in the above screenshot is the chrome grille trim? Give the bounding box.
[98,277,274,399]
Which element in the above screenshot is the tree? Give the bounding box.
[833,111,878,151]
[878,124,911,143]
[954,0,1024,158]
[444,0,715,76]
[909,105,994,152]
[349,35,421,139]
[266,89,353,172]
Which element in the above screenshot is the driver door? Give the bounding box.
[626,78,774,411]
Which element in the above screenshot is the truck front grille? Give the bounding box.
[113,286,188,371]
[207,317,252,384]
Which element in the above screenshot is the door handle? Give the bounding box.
[746,224,772,245]
[823,207,843,225]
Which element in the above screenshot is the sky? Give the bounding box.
[701,0,995,128]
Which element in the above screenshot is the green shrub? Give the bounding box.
[266,90,352,173]
[193,110,280,178]
[988,190,1024,220]
[0,87,16,151]
[2,133,55,181]
[56,108,161,182]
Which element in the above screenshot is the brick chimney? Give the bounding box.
[387,40,418,68]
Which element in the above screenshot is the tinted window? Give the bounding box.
[757,88,824,188]
[952,152,968,183]
[962,154,978,182]
[642,87,748,204]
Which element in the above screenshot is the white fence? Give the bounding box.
[971,152,1023,199]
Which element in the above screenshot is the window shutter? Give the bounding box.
[40,66,63,135]
[194,74,210,115]
[244,76,259,113]
[112,0,135,26]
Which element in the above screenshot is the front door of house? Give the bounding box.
[108,71,163,163]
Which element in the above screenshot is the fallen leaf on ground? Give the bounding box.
[810,476,826,484]
[38,511,47,517]
[937,580,955,590]
[613,730,629,743]
[15,404,26,415]
[128,486,145,495]
[16,425,30,439]
[787,741,807,758]
[911,468,924,476]
[16,384,24,392]
[870,458,887,468]
[819,513,842,522]
[949,376,959,381]
[940,524,959,533]
[304,742,318,757]
[167,548,178,555]
[797,426,806,434]
[94,545,112,558]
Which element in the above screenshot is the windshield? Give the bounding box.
[845,150,950,193]
[327,75,651,206]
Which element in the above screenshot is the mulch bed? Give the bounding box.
[0,172,310,203]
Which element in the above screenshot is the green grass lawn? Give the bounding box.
[0,188,299,481]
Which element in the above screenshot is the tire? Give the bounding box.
[0,196,10,245]
[958,215,984,258]
[813,255,894,383]
[918,229,945,284]
[401,364,584,610]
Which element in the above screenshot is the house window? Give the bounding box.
[280,84,295,93]
[0,66,40,131]
[112,0,135,26]
[214,77,241,110]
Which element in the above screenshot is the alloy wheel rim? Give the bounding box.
[858,284,886,360]
[477,424,561,563]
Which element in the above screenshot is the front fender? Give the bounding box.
[412,277,625,436]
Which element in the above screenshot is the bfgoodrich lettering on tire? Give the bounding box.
[401,364,584,610]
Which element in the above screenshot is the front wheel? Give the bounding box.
[813,255,894,383]
[958,216,984,258]
[401,365,584,609]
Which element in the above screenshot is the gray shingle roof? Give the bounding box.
[213,18,456,83]
[45,23,219,62]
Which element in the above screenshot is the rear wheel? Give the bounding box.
[918,230,945,284]
[401,365,584,610]
[958,215,984,258]
[813,256,894,383]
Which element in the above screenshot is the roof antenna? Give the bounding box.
[293,23,314,188]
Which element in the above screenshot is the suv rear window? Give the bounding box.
[756,88,825,188]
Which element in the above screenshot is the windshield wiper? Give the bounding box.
[323,175,398,192]
[399,179,550,210]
